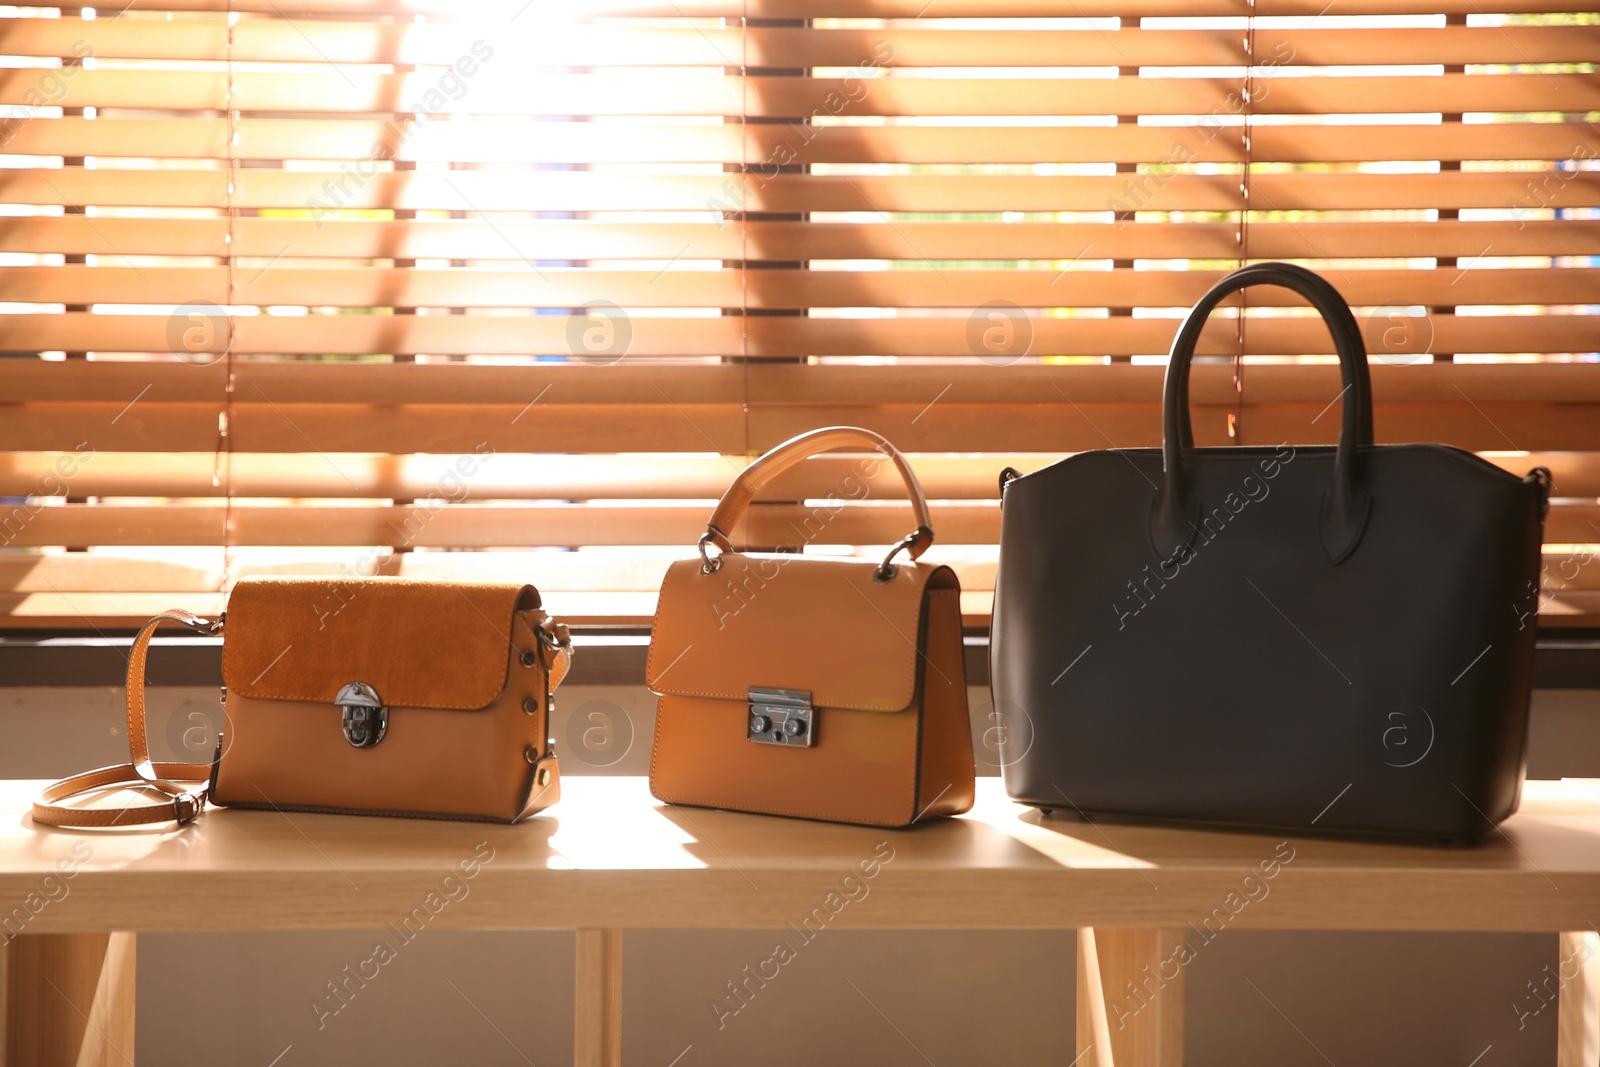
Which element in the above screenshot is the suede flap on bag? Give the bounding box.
[647,554,947,713]
[221,577,540,710]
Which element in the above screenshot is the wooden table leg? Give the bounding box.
[574,928,621,1067]
[1558,930,1600,1067]
[3,932,136,1067]
[1076,927,1185,1067]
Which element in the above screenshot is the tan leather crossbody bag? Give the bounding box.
[647,427,976,827]
[34,577,571,828]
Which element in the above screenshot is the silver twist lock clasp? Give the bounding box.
[336,681,388,749]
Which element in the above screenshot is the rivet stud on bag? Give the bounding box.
[520,649,536,668]
[522,695,538,715]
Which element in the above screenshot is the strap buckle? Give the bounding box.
[172,790,205,826]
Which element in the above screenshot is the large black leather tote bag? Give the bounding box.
[990,263,1549,842]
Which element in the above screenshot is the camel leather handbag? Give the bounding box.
[34,577,571,827]
[991,263,1549,843]
[647,426,976,827]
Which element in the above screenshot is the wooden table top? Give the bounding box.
[3,778,1599,934]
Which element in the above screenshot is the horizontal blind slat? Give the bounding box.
[7,500,1596,549]
[6,450,1598,500]
[7,217,1600,262]
[13,361,1600,405]
[6,310,1597,358]
[8,169,1594,213]
[5,265,1593,307]
[106,0,1600,19]
[5,119,1593,165]
[11,23,1597,68]
[5,71,1596,117]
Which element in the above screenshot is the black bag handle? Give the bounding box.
[1151,262,1374,565]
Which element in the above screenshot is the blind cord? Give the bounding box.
[218,4,238,591]
[1232,0,1256,444]
[740,3,750,458]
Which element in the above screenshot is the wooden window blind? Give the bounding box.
[0,1,1596,629]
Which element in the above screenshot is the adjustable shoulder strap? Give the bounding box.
[33,609,222,828]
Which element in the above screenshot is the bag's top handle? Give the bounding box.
[1153,262,1374,565]
[33,609,221,828]
[700,426,934,579]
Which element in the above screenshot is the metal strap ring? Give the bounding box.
[875,530,921,582]
[698,530,723,574]
[172,791,203,825]
[537,622,572,657]
[183,613,225,636]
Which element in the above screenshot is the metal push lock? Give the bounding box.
[747,687,815,748]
